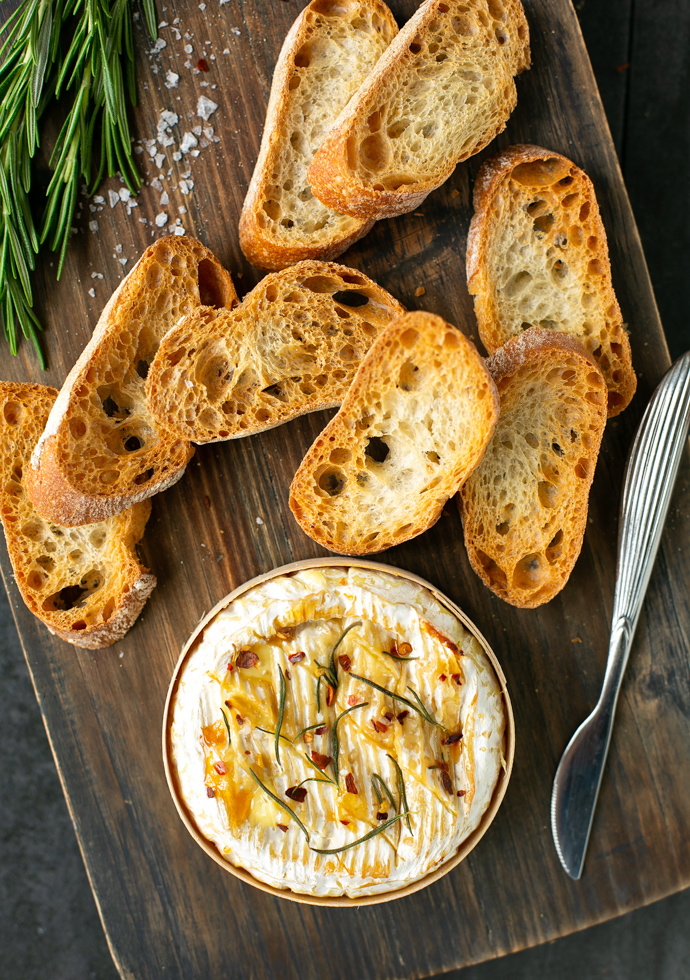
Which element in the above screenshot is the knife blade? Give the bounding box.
[551,350,690,879]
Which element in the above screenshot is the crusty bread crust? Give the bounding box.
[26,237,238,526]
[308,0,530,220]
[239,0,397,270]
[290,310,499,555]
[466,144,636,416]
[146,261,405,442]
[459,328,607,608]
[0,383,155,648]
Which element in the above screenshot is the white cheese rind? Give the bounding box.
[170,566,505,898]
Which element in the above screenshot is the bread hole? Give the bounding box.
[362,530,379,544]
[69,418,87,439]
[331,289,369,307]
[538,481,558,509]
[397,328,418,350]
[365,436,389,464]
[280,218,294,228]
[585,389,604,406]
[512,553,546,590]
[310,0,350,14]
[452,14,474,35]
[387,120,409,140]
[561,192,578,208]
[359,134,390,173]
[524,433,538,449]
[22,520,45,542]
[526,199,546,216]
[438,2,449,11]
[504,270,532,297]
[133,468,154,486]
[608,392,625,410]
[100,597,116,623]
[262,383,287,401]
[574,458,590,479]
[546,529,564,563]
[196,351,233,402]
[495,27,507,43]
[68,549,83,562]
[514,158,570,187]
[551,259,568,281]
[254,408,271,423]
[488,0,505,18]
[99,389,130,420]
[288,75,300,91]
[294,44,311,68]
[587,236,599,250]
[36,554,55,573]
[399,359,422,391]
[426,451,440,464]
[554,233,568,248]
[5,480,22,498]
[367,110,382,132]
[43,569,104,612]
[338,344,356,362]
[334,306,351,319]
[493,520,510,537]
[409,41,422,54]
[28,569,48,590]
[314,374,327,387]
[533,213,555,235]
[610,342,623,357]
[136,359,150,380]
[551,441,565,457]
[123,435,143,452]
[579,200,591,221]
[3,401,21,425]
[501,439,513,450]
[317,466,346,496]
[476,550,507,589]
[328,448,351,466]
[302,276,340,294]
[90,527,107,549]
[263,199,281,221]
[538,319,558,331]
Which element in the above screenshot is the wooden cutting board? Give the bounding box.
[2,1,689,977]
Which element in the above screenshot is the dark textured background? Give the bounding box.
[1,0,689,978]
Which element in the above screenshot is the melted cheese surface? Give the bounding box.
[170,567,505,898]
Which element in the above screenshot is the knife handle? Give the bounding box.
[603,350,690,698]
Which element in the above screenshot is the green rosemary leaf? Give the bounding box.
[255,726,293,748]
[295,776,333,789]
[141,0,158,40]
[316,673,323,715]
[294,721,327,741]
[405,686,447,730]
[302,752,337,785]
[348,673,447,731]
[386,753,412,834]
[31,4,52,106]
[331,701,368,785]
[371,773,397,813]
[220,708,232,747]
[314,660,337,689]
[310,811,407,855]
[275,666,286,766]
[247,768,310,841]
[381,649,419,662]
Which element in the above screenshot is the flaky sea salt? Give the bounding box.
[108,190,120,208]
[91,271,104,279]
[88,288,96,297]
[184,43,193,54]
[196,96,218,121]
[165,71,179,89]
[178,179,193,195]
[155,213,169,228]
[179,131,198,154]
[160,192,170,205]
[174,226,186,236]
[89,220,99,233]
[151,38,167,54]
[119,188,131,202]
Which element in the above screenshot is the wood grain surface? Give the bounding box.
[1,1,689,978]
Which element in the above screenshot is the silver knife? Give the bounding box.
[551,349,690,879]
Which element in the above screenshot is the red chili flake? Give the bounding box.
[286,786,308,804]
[437,760,449,773]
[340,820,350,826]
[236,650,259,669]
[311,751,332,770]
[288,651,305,664]
[214,761,227,775]
[197,58,210,72]
[442,731,463,745]
[389,641,398,657]
[441,771,453,795]
[396,710,409,723]
[338,654,352,672]
[204,494,211,508]
[372,719,388,734]
[457,790,466,797]
[347,695,360,707]
[285,669,291,680]
[452,673,462,685]
[383,711,394,722]
[244,750,251,755]
[314,725,327,736]
[235,715,244,725]
[326,684,335,707]
[399,642,413,656]
[376,811,388,821]
[345,773,357,794]
[277,823,288,832]
[206,786,215,798]
[226,663,234,672]
[224,700,232,708]
[439,673,447,682]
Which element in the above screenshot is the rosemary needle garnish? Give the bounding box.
[315,621,362,691]
[331,701,368,785]
[381,650,419,662]
[220,708,232,746]
[247,768,310,840]
[371,773,397,812]
[275,666,286,765]
[309,811,408,855]
[387,753,412,834]
[348,673,447,731]
[255,727,338,785]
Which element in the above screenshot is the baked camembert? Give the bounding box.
[169,566,506,898]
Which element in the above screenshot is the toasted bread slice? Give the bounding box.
[239,0,397,270]
[0,384,155,648]
[26,237,238,526]
[145,261,405,442]
[289,310,499,555]
[459,328,607,608]
[307,0,530,220]
[466,144,636,416]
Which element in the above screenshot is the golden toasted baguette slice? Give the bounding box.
[466,144,636,416]
[289,310,499,555]
[0,383,155,648]
[146,261,405,443]
[459,328,607,608]
[307,0,530,220]
[26,237,238,527]
[239,0,398,270]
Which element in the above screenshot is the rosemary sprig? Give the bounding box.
[387,753,412,834]
[220,707,232,747]
[295,776,333,790]
[381,649,418,662]
[371,773,397,813]
[315,621,362,697]
[275,666,286,765]
[255,726,338,786]
[348,673,448,731]
[330,701,368,785]
[310,811,408,855]
[247,768,310,840]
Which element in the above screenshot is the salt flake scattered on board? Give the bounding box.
[196,96,218,121]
